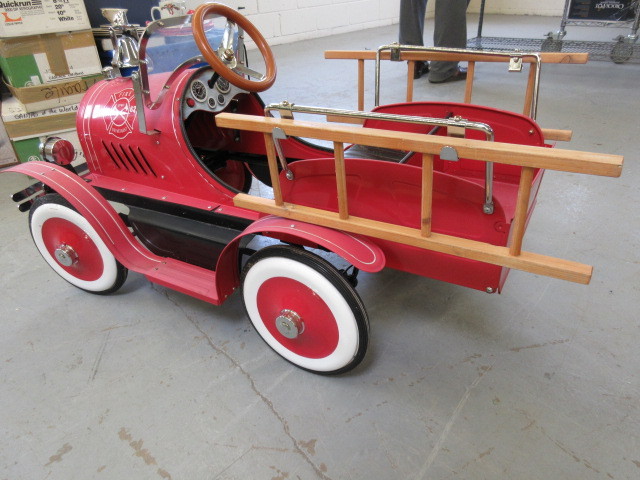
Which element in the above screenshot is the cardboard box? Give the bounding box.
[2,94,77,136]
[1,97,82,164]
[0,0,90,37]
[6,73,101,112]
[0,30,102,87]
[0,122,17,167]
[0,153,17,167]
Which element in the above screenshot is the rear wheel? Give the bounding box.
[241,245,369,374]
[29,193,128,294]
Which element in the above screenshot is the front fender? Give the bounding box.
[3,162,166,274]
[215,215,386,299]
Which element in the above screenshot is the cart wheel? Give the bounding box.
[610,40,634,64]
[29,193,128,294]
[241,245,369,374]
[541,37,562,52]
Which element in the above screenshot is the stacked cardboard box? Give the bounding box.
[0,0,100,166]
[1,95,83,165]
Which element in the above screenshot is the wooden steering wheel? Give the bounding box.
[192,3,276,92]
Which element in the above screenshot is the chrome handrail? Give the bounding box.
[265,101,496,214]
[374,44,542,120]
[265,102,494,138]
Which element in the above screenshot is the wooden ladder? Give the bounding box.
[215,113,622,284]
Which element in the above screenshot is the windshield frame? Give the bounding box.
[137,15,203,110]
[137,13,241,110]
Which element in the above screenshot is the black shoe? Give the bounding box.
[413,61,430,79]
[429,67,467,84]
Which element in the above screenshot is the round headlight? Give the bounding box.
[40,137,75,166]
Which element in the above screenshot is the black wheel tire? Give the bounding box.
[29,193,128,295]
[541,37,562,52]
[611,41,633,64]
[241,245,369,375]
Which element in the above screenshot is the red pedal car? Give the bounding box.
[4,4,623,374]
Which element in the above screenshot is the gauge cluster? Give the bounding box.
[182,68,244,117]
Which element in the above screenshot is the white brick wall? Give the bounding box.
[185,0,401,45]
[183,0,564,46]
[428,0,564,17]
[469,0,564,16]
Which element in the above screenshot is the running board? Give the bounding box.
[145,259,220,304]
[4,162,223,305]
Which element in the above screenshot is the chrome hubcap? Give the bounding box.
[275,309,304,339]
[54,244,78,267]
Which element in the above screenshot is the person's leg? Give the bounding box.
[399,0,430,78]
[428,0,469,82]
[399,0,427,46]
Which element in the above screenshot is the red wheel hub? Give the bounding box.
[257,277,339,358]
[41,218,103,281]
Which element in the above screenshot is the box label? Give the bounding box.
[33,45,101,82]
[0,0,90,36]
[568,0,636,21]
[7,73,101,113]
[2,96,78,139]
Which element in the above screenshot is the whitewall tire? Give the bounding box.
[29,193,127,294]
[241,245,369,374]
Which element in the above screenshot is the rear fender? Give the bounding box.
[215,215,386,299]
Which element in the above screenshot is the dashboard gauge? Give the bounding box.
[215,76,231,94]
[208,97,217,109]
[190,80,208,102]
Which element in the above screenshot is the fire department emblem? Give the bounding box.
[103,89,136,139]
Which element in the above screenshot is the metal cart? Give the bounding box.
[470,0,640,63]
[544,0,639,62]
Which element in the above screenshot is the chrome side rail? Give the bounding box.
[265,102,494,138]
[265,101,496,214]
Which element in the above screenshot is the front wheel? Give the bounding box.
[29,193,128,294]
[241,245,369,375]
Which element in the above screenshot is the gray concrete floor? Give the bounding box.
[1,14,639,480]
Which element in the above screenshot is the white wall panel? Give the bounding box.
[183,0,563,45]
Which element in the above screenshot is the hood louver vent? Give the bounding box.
[102,141,157,177]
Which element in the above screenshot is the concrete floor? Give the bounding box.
[1,14,639,480]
